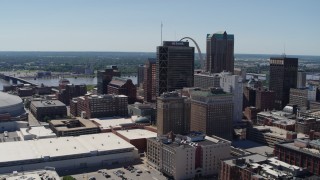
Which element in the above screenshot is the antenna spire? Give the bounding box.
[161,22,163,45]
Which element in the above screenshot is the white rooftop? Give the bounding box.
[0,170,60,180]
[0,133,135,164]
[116,129,157,140]
[19,126,56,140]
[91,117,133,130]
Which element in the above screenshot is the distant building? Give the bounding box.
[137,64,144,86]
[190,88,233,140]
[206,31,234,73]
[194,72,220,89]
[57,84,87,105]
[269,57,298,110]
[147,132,231,180]
[97,66,121,94]
[156,41,194,96]
[256,88,275,111]
[58,79,70,90]
[234,68,246,81]
[220,72,243,123]
[49,118,100,136]
[17,87,34,97]
[70,94,128,119]
[157,91,190,135]
[30,100,67,121]
[143,58,157,102]
[297,71,307,88]
[107,77,136,104]
[290,88,309,109]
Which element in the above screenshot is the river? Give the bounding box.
[0,76,137,90]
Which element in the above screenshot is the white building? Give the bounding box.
[0,133,139,174]
[0,169,60,180]
[220,72,243,123]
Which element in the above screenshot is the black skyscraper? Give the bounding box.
[269,57,298,110]
[156,41,194,96]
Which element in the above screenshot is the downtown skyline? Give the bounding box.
[0,0,319,56]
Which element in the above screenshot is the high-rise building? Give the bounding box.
[297,71,307,88]
[156,91,190,135]
[269,57,298,110]
[143,58,157,102]
[97,66,121,94]
[220,72,243,123]
[156,41,194,96]
[190,88,233,140]
[206,31,234,73]
[137,64,145,87]
[194,72,220,89]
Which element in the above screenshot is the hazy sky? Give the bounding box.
[0,0,319,55]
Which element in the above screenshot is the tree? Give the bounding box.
[63,176,76,180]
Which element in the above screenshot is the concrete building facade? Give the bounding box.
[157,91,190,135]
[147,132,231,180]
[220,72,243,123]
[190,88,233,140]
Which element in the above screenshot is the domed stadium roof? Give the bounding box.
[0,92,25,117]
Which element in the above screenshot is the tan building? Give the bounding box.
[146,132,231,180]
[190,88,233,140]
[49,118,100,137]
[157,91,190,135]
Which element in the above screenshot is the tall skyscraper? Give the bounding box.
[137,64,145,87]
[206,31,234,73]
[190,88,233,140]
[144,58,157,102]
[220,72,243,123]
[157,91,191,135]
[156,41,194,96]
[269,57,298,110]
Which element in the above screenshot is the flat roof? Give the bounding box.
[20,126,56,138]
[116,129,157,140]
[50,118,98,131]
[31,100,66,107]
[223,154,267,167]
[91,117,133,130]
[232,140,274,155]
[0,170,60,180]
[0,133,135,164]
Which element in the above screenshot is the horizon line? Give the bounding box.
[0,51,319,57]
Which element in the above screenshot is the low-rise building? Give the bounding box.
[247,125,305,147]
[70,94,128,119]
[220,154,309,180]
[49,118,100,136]
[0,133,139,174]
[113,129,157,152]
[274,138,320,176]
[30,100,67,121]
[108,77,137,104]
[0,169,60,180]
[146,132,231,179]
[127,103,156,123]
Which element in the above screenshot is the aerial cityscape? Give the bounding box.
[0,1,320,180]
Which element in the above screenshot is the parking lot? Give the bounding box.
[71,164,167,180]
